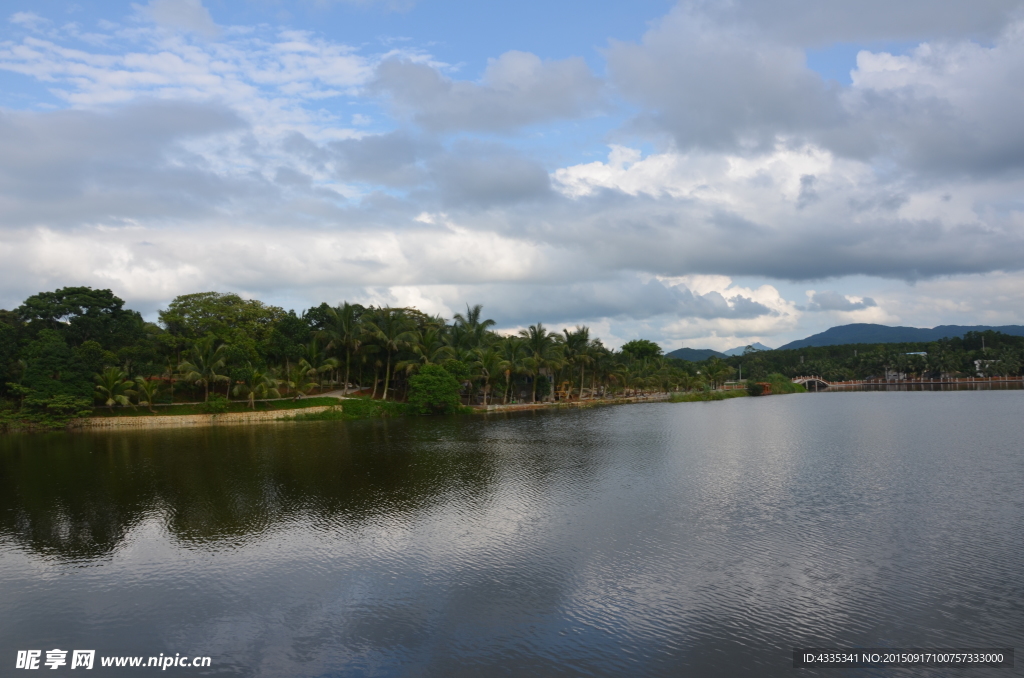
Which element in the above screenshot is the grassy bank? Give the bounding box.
[669,390,748,403]
[282,397,415,421]
[90,397,342,417]
[761,374,808,394]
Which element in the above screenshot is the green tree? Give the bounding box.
[134,377,164,412]
[284,363,317,400]
[562,326,592,400]
[451,304,496,350]
[178,336,229,401]
[318,302,363,394]
[398,326,455,376]
[94,367,136,411]
[621,339,663,361]
[159,292,287,348]
[362,307,415,401]
[407,364,462,414]
[471,346,504,406]
[232,364,281,408]
[17,287,144,349]
[21,329,89,399]
[498,335,529,404]
[520,323,562,403]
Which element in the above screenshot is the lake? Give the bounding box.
[1,391,1021,676]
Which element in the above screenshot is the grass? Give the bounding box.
[282,397,412,421]
[90,397,342,417]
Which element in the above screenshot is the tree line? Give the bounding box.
[0,287,733,425]
[730,331,1024,382]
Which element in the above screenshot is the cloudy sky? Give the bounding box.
[1,0,1023,350]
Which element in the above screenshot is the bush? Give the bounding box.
[0,393,92,430]
[201,395,230,413]
[747,381,765,396]
[408,364,462,415]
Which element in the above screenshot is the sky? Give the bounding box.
[1,0,1023,351]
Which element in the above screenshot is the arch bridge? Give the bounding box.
[791,375,831,391]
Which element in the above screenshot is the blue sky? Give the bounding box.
[2,0,1023,350]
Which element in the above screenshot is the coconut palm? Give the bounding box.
[362,307,415,400]
[519,323,562,403]
[397,326,455,376]
[452,304,496,350]
[471,346,505,406]
[701,358,733,389]
[134,376,163,412]
[318,302,362,394]
[178,336,229,402]
[498,335,529,404]
[679,372,703,392]
[299,339,338,390]
[562,326,592,400]
[284,363,318,400]
[94,367,136,411]
[232,364,281,408]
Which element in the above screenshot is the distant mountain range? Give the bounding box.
[722,342,773,356]
[666,342,773,361]
[665,347,727,361]
[666,324,1024,360]
[777,323,1024,350]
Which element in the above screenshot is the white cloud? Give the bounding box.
[1,2,1024,352]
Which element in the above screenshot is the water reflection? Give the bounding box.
[1,394,1021,677]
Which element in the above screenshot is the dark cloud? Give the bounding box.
[0,100,249,227]
[327,131,433,187]
[806,290,877,311]
[451,276,773,327]
[608,8,843,151]
[370,51,602,133]
[693,0,1023,45]
[431,142,552,207]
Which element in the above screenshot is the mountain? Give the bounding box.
[722,342,773,356]
[665,347,727,361]
[776,323,1024,350]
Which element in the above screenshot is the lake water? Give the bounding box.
[1,392,1022,677]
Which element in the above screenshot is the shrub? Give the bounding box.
[201,395,230,414]
[408,364,461,415]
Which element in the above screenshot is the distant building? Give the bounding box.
[974,359,995,376]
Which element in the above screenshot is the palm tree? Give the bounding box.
[95,367,136,411]
[318,302,361,394]
[178,336,229,402]
[299,339,338,390]
[519,323,562,402]
[471,346,505,406]
[679,372,703,392]
[562,326,592,400]
[452,304,496,350]
[284,363,317,400]
[233,364,281,408]
[134,376,163,412]
[498,335,529,404]
[397,326,455,376]
[701,358,732,389]
[362,307,415,400]
[162,358,178,403]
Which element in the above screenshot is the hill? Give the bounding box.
[777,323,1024,350]
[665,347,727,362]
[722,342,773,356]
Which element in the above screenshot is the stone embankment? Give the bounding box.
[73,405,341,430]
